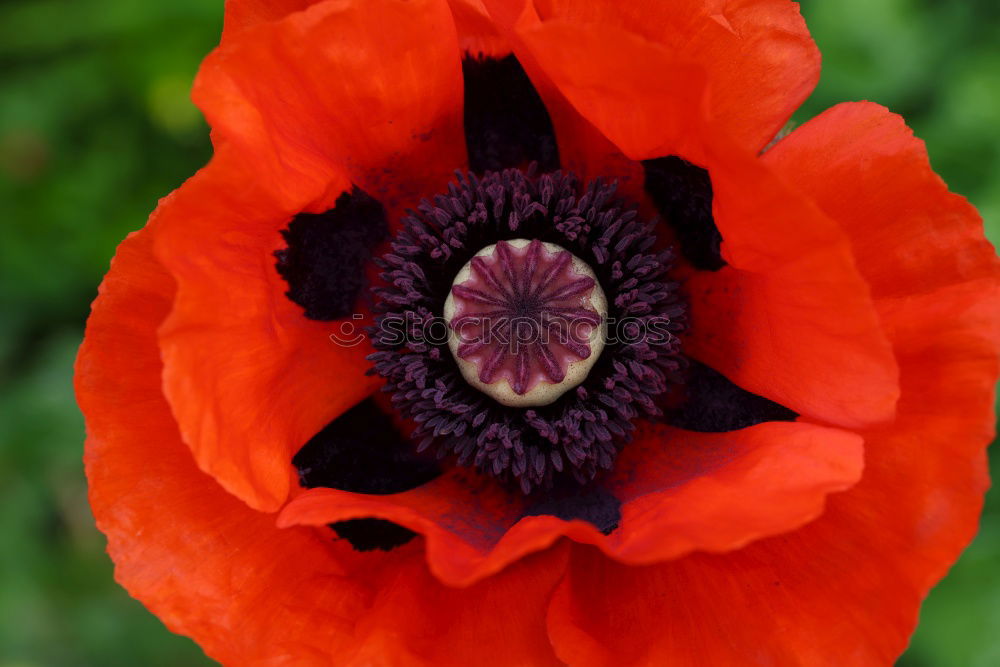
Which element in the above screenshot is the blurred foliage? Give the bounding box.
[0,0,220,664]
[0,0,996,664]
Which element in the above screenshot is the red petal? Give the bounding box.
[156,0,470,510]
[222,0,318,39]
[683,131,900,428]
[514,20,708,164]
[497,0,816,164]
[196,0,465,219]
[477,0,647,200]
[78,223,569,666]
[280,420,862,585]
[279,470,544,586]
[546,103,1000,667]
[764,102,1000,298]
[77,225,366,662]
[528,0,819,155]
[605,421,863,562]
[448,0,509,57]
[347,546,568,666]
[153,153,378,512]
[547,284,999,664]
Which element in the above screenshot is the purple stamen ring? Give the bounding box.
[443,238,608,407]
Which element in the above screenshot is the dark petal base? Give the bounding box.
[293,399,440,494]
[293,399,438,551]
[666,360,798,432]
[643,157,722,271]
[462,55,559,174]
[368,168,687,493]
[329,519,418,552]
[276,187,388,321]
[524,485,621,535]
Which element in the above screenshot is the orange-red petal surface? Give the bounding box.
[765,102,1000,298]
[518,20,708,164]
[155,0,469,511]
[280,420,863,586]
[546,104,1000,667]
[198,0,465,216]
[683,132,901,428]
[547,283,998,666]
[486,0,818,162]
[222,0,319,38]
[529,0,819,154]
[78,223,570,667]
[280,469,544,587]
[154,153,378,512]
[345,545,569,666]
[224,0,502,45]
[606,421,863,562]
[475,0,645,201]
[448,0,508,57]
[78,225,366,663]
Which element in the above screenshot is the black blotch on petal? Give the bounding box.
[462,54,560,173]
[294,398,440,493]
[643,156,723,271]
[666,360,798,432]
[293,398,439,551]
[330,519,418,553]
[524,485,621,535]
[275,187,388,321]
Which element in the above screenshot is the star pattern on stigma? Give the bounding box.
[445,239,607,406]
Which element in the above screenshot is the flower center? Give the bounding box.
[443,239,607,407]
[367,168,687,493]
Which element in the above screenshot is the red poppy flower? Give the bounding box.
[76,0,1000,664]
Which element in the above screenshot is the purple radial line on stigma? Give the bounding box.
[520,239,542,298]
[470,256,512,299]
[443,238,608,408]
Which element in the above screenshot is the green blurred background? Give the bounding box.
[0,0,996,664]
